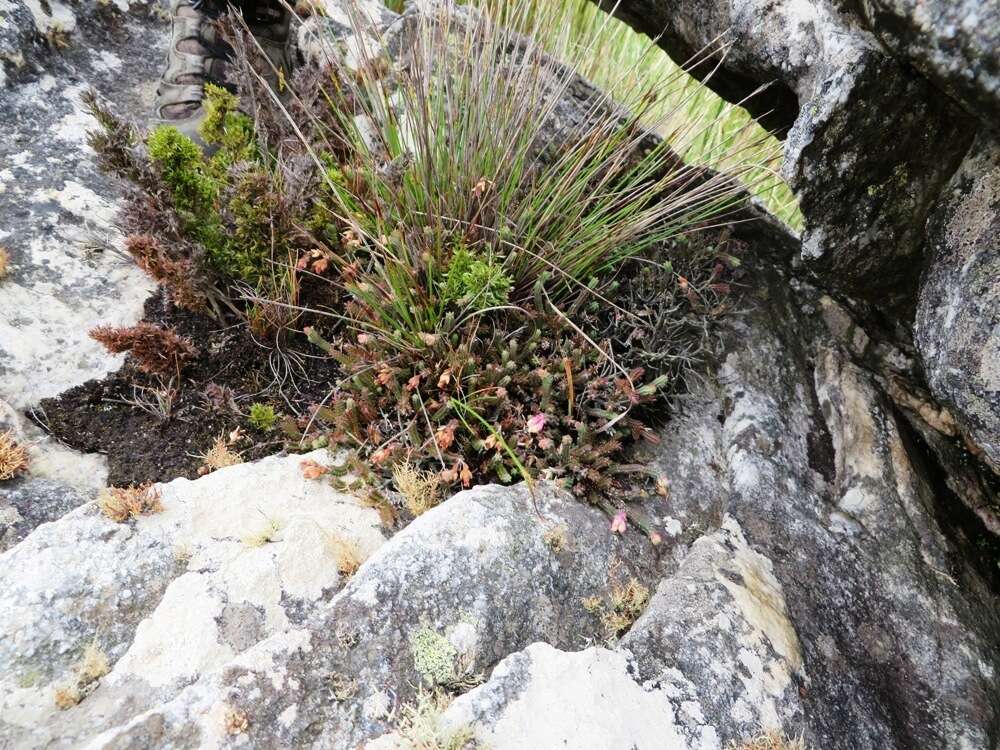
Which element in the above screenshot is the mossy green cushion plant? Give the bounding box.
[248,402,278,431]
[441,244,512,311]
[145,125,218,215]
[199,84,255,163]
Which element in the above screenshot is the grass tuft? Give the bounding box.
[53,641,110,710]
[329,534,364,577]
[395,688,482,750]
[582,565,650,641]
[542,523,569,552]
[0,431,29,481]
[198,433,244,474]
[729,731,807,750]
[241,517,283,547]
[98,484,163,522]
[393,462,444,517]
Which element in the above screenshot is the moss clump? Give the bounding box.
[145,88,274,285]
[222,170,285,281]
[442,244,512,310]
[146,125,218,214]
[199,84,255,163]
[248,402,278,430]
[410,626,458,686]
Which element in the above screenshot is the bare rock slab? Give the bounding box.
[82,481,657,749]
[0,450,386,748]
[0,0,167,528]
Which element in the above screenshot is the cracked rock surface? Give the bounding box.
[916,131,1000,473]
[0,0,163,525]
[0,450,386,748]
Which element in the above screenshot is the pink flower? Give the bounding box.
[610,510,627,535]
[526,413,547,434]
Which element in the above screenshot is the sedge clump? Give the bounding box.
[83,0,756,510]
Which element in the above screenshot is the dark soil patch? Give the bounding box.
[31,291,333,486]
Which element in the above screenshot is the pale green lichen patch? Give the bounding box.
[410,626,458,686]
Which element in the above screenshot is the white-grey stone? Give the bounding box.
[0,450,386,748]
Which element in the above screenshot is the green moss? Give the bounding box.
[442,244,512,310]
[224,170,281,280]
[249,402,278,430]
[147,125,218,214]
[200,84,257,168]
[146,121,274,283]
[409,626,457,686]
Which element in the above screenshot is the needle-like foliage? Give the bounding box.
[300,0,758,336]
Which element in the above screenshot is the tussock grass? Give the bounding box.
[470,0,802,228]
[309,1,758,325]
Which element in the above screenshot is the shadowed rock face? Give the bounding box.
[856,0,1000,129]
[594,0,978,312]
[593,0,1000,479]
[917,133,1000,472]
